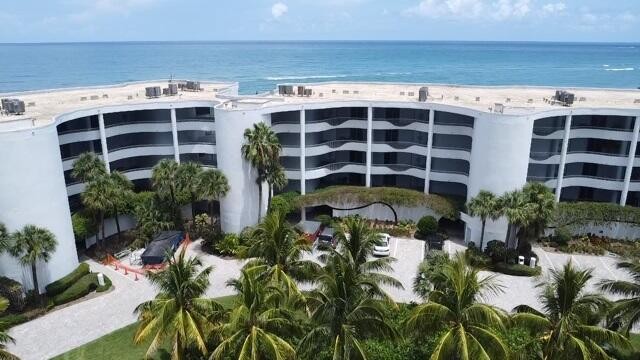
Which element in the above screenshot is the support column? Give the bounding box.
[365,106,373,187]
[620,116,640,205]
[300,108,307,222]
[98,111,110,173]
[170,107,180,163]
[424,108,435,193]
[555,114,572,202]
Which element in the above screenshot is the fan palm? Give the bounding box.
[519,182,556,246]
[198,169,230,229]
[243,210,320,285]
[211,268,300,360]
[466,190,500,250]
[0,223,9,252]
[9,225,57,295]
[299,251,398,360]
[176,162,203,220]
[241,122,282,220]
[599,260,640,335]
[71,151,107,183]
[405,253,508,360]
[513,261,631,359]
[0,297,18,360]
[499,190,534,249]
[108,171,134,240]
[152,159,183,226]
[82,176,113,246]
[134,247,223,360]
[265,163,288,210]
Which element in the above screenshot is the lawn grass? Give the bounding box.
[631,333,640,349]
[51,295,237,360]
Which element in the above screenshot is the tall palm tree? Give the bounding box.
[134,247,223,360]
[108,171,134,240]
[265,163,288,210]
[0,223,9,252]
[241,122,282,220]
[299,251,398,360]
[212,268,300,360]
[197,169,230,229]
[466,190,500,250]
[513,261,631,359]
[499,190,534,249]
[599,260,640,335]
[71,152,107,183]
[176,162,203,220]
[0,297,18,360]
[405,253,508,360]
[9,225,57,295]
[152,159,182,226]
[520,182,556,246]
[243,210,319,285]
[82,176,113,246]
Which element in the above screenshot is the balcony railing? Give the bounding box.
[373,117,429,127]
[306,140,367,149]
[372,163,426,172]
[374,141,427,149]
[306,116,367,124]
[307,162,366,171]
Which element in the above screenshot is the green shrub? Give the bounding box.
[71,211,97,241]
[45,263,90,296]
[315,214,333,227]
[465,244,491,269]
[52,273,112,306]
[493,262,541,277]
[0,276,25,312]
[484,240,507,264]
[269,191,299,215]
[216,233,240,256]
[416,216,438,237]
[554,227,572,246]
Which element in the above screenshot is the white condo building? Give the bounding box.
[1,80,639,289]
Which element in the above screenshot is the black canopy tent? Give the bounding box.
[141,231,184,265]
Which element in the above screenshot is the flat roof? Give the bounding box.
[0,80,235,127]
[261,82,640,114]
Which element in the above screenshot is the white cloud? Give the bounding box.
[69,0,158,22]
[492,0,530,20]
[271,2,288,19]
[405,0,532,21]
[541,2,566,14]
[574,9,638,32]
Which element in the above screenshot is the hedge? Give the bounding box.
[295,186,458,219]
[554,202,640,229]
[493,262,542,277]
[0,276,25,312]
[46,263,90,296]
[52,273,112,306]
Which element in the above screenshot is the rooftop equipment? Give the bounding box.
[278,85,294,96]
[145,86,162,98]
[1,98,26,115]
[418,87,429,102]
[553,90,575,106]
[303,88,313,96]
[185,81,201,91]
[297,86,305,96]
[168,83,178,96]
[494,103,504,114]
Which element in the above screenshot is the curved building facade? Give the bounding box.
[1,80,639,288]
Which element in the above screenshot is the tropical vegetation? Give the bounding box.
[0,297,18,360]
[8,224,57,296]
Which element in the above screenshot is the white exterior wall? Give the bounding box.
[331,203,439,222]
[0,121,78,291]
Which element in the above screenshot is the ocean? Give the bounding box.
[0,41,638,94]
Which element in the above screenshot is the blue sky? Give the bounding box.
[1,0,638,43]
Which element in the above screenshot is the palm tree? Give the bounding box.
[499,190,534,249]
[0,297,18,360]
[243,210,319,284]
[82,176,113,247]
[176,162,203,220]
[466,190,500,250]
[212,268,300,360]
[405,253,508,360]
[152,159,182,226]
[519,182,556,246]
[241,123,282,220]
[134,247,223,360]
[197,169,230,229]
[9,225,57,295]
[265,163,288,210]
[0,223,9,252]
[513,261,631,359]
[108,171,134,240]
[599,260,640,335]
[71,152,107,183]
[299,251,398,360]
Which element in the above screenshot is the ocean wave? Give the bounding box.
[604,67,635,71]
[265,74,349,81]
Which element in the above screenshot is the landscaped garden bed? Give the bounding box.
[540,231,640,259]
[465,240,542,277]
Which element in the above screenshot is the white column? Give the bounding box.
[365,106,373,187]
[170,107,180,163]
[300,108,306,195]
[97,111,110,173]
[555,114,572,202]
[424,108,435,193]
[620,116,640,205]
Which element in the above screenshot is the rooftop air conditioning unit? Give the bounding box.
[278,85,286,95]
[1,98,25,115]
[554,90,575,106]
[168,83,178,96]
[284,85,294,96]
[418,87,429,102]
[186,81,201,91]
[297,86,305,96]
[494,103,504,114]
[304,88,312,96]
[145,86,162,98]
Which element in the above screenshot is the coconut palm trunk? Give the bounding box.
[479,218,486,250]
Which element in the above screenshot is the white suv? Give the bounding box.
[373,233,391,257]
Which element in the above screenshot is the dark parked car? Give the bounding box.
[316,227,337,249]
